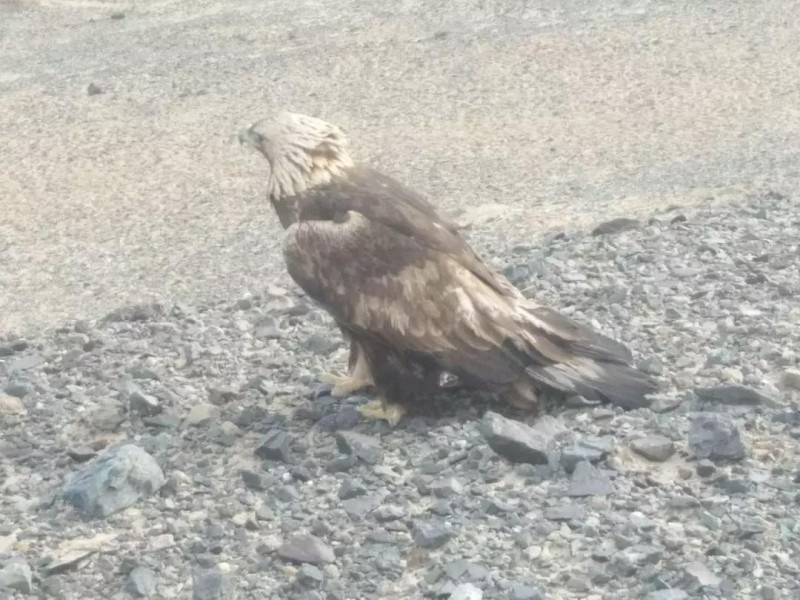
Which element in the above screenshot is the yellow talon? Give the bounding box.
[356,398,407,428]
[318,372,372,397]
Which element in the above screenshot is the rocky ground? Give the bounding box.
[1,192,799,600]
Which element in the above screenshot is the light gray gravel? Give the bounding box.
[3,0,800,335]
[1,193,799,599]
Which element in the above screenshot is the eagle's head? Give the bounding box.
[239,112,354,211]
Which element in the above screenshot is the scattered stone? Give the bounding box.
[277,535,335,565]
[66,445,96,463]
[479,411,565,464]
[650,395,684,413]
[110,11,126,19]
[208,386,238,405]
[630,435,676,462]
[696,385,774,406]
[129,390,161,416]
[192,567,235,600]
[186,403,219,427]
[560,436,614,472]
[240,469,267,491]
[779,369,800,391]
[0,560,33,594]
[509,584,545,600]
[63,444,165,518]
[450,583,483,600]
[592,217,642,236]
[338,478,366,499]
[125,566,157,598]
[568,460,614,496]
[429,477,464,498]
[545,504,585,522]
[255,429,292,463]
[696,459,716,477]
[683,561,721,590]
[4,381,30,398]
[645,591,689,600]
[42,532,118,574]
[335,431,383,464]
[411,521,453,549]
[688,413,747,460]
[0,393,25,414]
[341,492,385,519]
[297,564,324,586]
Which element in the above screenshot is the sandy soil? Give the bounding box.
[2,0,799,334]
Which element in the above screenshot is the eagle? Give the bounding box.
[239,112,657,425]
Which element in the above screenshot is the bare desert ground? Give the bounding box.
[2,0,800,334]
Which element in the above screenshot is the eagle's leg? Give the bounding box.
[356,397,407,428]
[318,339,374,397]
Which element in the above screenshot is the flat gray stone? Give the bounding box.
[630,435,676,462]
[0,560,33,594]
[125,566,158,598]
[277,535,335,565]
[695,385,774,406]
[645,590,689,600]
[450,583,483,600]
[479,411,565,464]
[192,567,235,600]
[688,413,747,460]
[568,460,614,496]
[411,520,453,549]
[63,444,165,518]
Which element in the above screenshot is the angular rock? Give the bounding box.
[335,431,383,464]
[630,435,676,462]
[683,561,721,590]
[255,429,292,463]
[560,436,614,472]
[592,218,642,236]
[296,564,324,586]
[450,583,483,600]
[278,535,335,565]
[104,303,163,322]
[479,411,565,464]
[0,560,33,594]
[63,444,165,518]
[696,459,715,477]
[4,381,31,398]
[240,469,267,491]
[341,492,385,519]
[429,477,464,498]
[412,521,453,549]
[509,584,545,600]
[645,591,689,600]
[0,393,26,414]
[696,385,774,406]
[545,504,585,522]
[568,460,614,496]
[129,390,161,416]
[186,403,219,427]
[688,413,747,460]
[125,566,157,598]
[338,478,366,499]
[780,369,800,391]
[192,567,235,600]
[208,386,238,405]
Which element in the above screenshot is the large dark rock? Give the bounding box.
[688,413,747,460]
[479,412,565,464]
[62,444,165,518]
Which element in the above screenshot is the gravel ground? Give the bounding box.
[2,192,799,599]
[3,0,800,333]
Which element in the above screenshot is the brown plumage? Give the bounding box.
[239,112,657,424]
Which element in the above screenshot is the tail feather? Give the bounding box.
[525,359,657,410]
